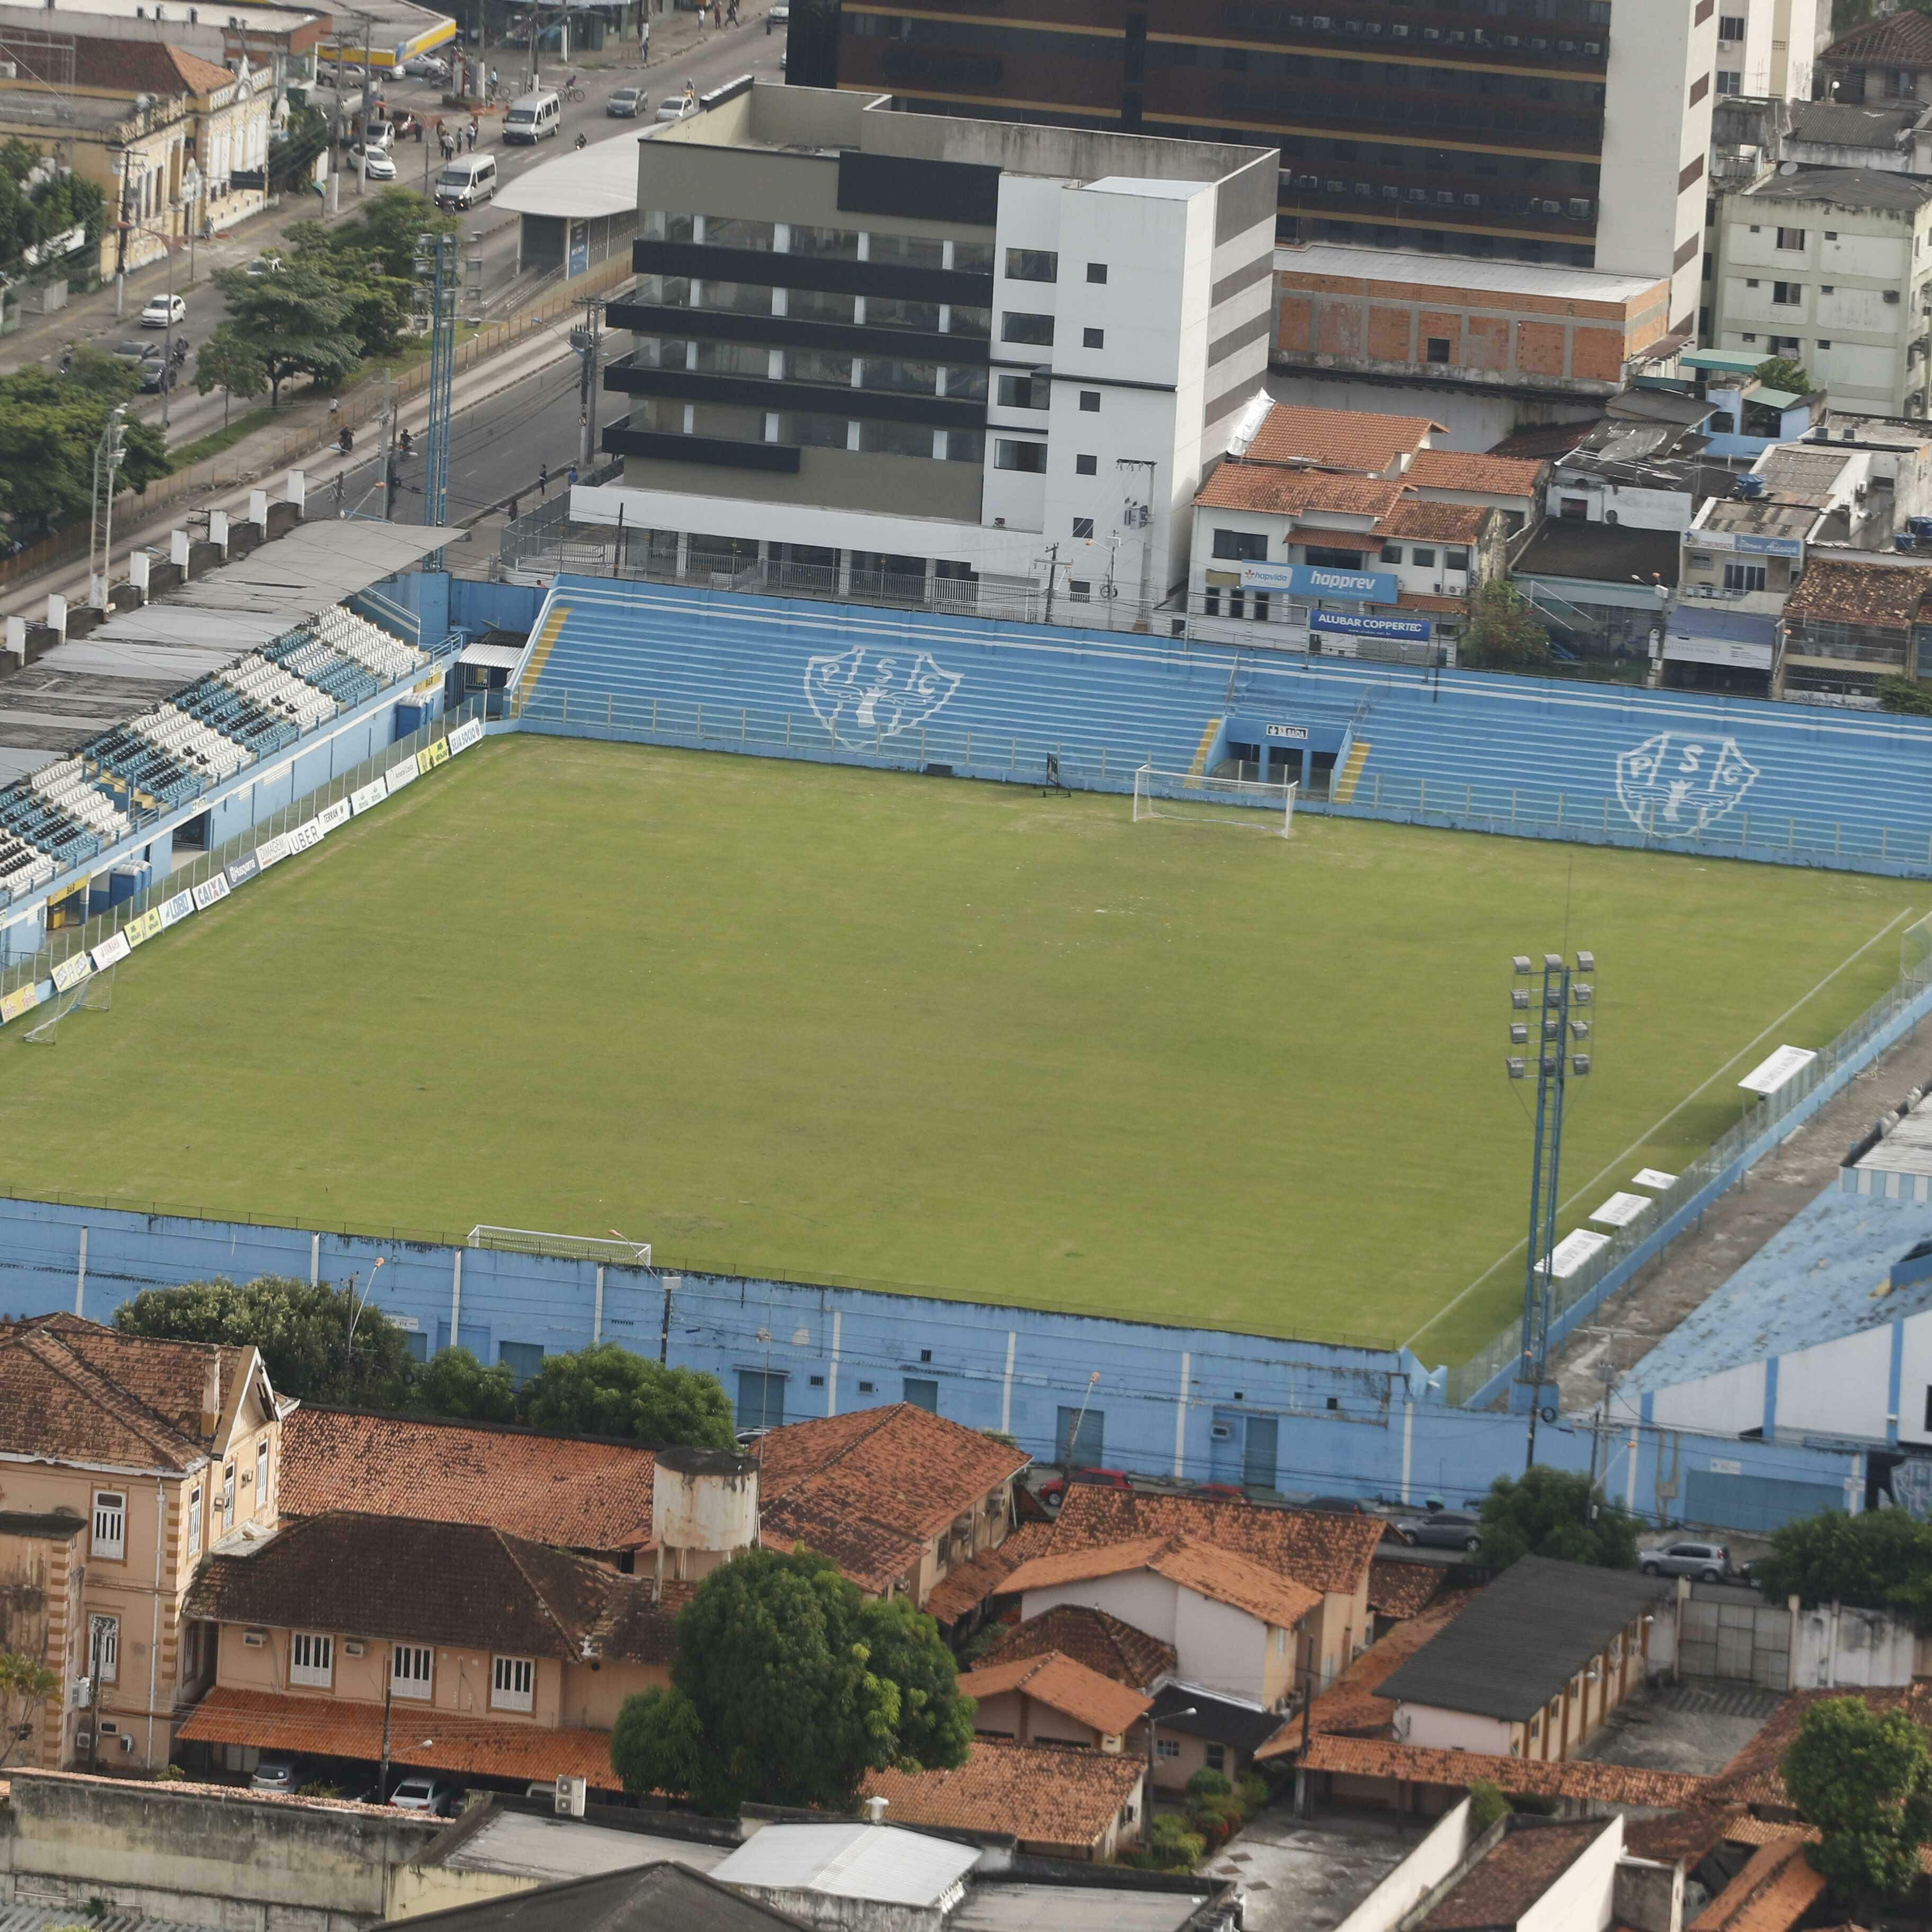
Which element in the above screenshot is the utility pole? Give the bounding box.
[380,368,396,518]
[1117,456,1157,632]
[88,406,128,610]
[1037,541,1060,626]
[571,294,602,468]
[1506,951,1596,1471]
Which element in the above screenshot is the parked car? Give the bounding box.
[1640,1540,1731,1582]
[386,109,424,139]
[768,1,789,19]
[1037,1467,1134,1512]
[655,99,691,122]
[390,1774,460,1814]
[1301,1495,1370,1515]
[140,293,186,328]
[139,359,178,393]
[356,146,398,180]
[402,52,450,79]
[1192,1481,1245,1503]
[251,1754,304,1793]
[607,85,646,117]
[1393,1509,1483,1551]
[112,337,163,369]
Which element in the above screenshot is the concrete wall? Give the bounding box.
[1331,1797,1473,1932]
[1398,1704,1515,1756]
[1518,1815,1622,1932]
[0,1770,443,1932]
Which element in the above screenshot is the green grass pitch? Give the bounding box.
[5,735,1913,1362]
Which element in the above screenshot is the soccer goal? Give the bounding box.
[1133,764,1297,836]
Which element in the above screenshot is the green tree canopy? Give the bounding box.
[113,1275,414,1410]
[208,263,365,406]
[609,1546,973,1813]
[0,139,104,279]
[1754,356,1813,396]
[1752,1508,1932,1631]
[1461,580,1552,672]
[1477,1466,1641,1571]
[0,1650,59,1768]
[1876,673,1932,717]
[520,1343,734,1448]
[194,325,269,427]
[407,1345,516,1423]
[1783,1695,1932,1906]
[0,354,168,540]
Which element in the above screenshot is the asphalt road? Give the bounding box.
[22,10,782,452]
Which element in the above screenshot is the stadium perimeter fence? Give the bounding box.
[0,699,487,1015]
[1445,909,1932,1408]
[513,683,1932,880]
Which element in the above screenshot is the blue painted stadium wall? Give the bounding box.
[0,1194,1868,1532]
[507,577,1932,878]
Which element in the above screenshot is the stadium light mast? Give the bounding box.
[1505,950,1595,1470]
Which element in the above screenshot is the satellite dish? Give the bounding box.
[1779,160,1799,174]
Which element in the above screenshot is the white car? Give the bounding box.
[390,1774,458,1814]
[356,146,398,180]
[655,99,691,121]
[140,293,185,328]
[402,52,450,79]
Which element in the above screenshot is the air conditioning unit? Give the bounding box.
[1422,24,1441,37]
[1501,33,1520,43]
[1541,200,1562,214]
[343,1641,366,1657]
[75,1730,94,1750]
[119,1734,136,1755]
[1390,21,1409,34]
[554,1776,588,1819]
[242,1630,266,1648]
[1463,193,1481,207]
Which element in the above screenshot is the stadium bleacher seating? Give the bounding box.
[517,578,1932,868]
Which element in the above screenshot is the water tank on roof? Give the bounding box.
[652,1445,759,1588]
[1732,473,1766,499]
[1897,534,1918,552]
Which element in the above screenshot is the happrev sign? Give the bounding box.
[1260,564,1400,603]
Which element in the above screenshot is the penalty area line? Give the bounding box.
[1402,901,1919,1357]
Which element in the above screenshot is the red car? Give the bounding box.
[1192,1482,1245,1503]
[1037,1467,1134,1511]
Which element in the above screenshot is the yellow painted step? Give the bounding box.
[516,601,574,697]
[1185,715,1223,788]
[1332,738,1372,804]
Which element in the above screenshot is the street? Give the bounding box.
[3,3,783,457]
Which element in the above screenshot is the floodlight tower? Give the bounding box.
[413,229,461,557]
[1505,949,1595,1469]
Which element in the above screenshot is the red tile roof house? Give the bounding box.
[954,1650,1152,1753]
[755,1405,1031,1610]
[177,1511,685,1794]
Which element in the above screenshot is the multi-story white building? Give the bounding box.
[1714,0,1819,102]
[1711,168,1932,416]
[569,84,1275,628]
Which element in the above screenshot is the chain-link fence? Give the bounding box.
[1444,955,1932,1405]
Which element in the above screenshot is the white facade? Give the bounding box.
[1396,1703,1515,1755]
[1715,0,1820,102]
[1713,182,1932,415]
[1597,0,1721,327]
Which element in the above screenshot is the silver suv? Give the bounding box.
[1640,1539,1730,1581]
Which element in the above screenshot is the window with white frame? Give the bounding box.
[92,1490,126,1561]
[291,1632,334,1688]
[89,1613,119,1684]
[392,1643,433,1699]
[221,1463,235,1534]
[188,1485,203,1559]
[491,1655,535,1712]
[1155,1737,1180,1759]
[255,1437,271,1514]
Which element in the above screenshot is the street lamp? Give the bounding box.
[1145,1703,1196,1792]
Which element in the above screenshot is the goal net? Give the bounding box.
[1905,911,1932,987]
[1133,764,1296,836]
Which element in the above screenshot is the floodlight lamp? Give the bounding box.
[1511,989,1531,1010]
[1570,1019,1591,1040]
[1543,953,1563,970]
[1573,984,1593,1005]
[1512,955,1533,976]
[1575,950,1595,972]
[1510,1023,1529,1045]
[1571,1053,1592,1076]
[1543,1017,1560,1039]
[1506,1058,1527,1080]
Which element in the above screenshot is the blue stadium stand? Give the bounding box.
[175,676,299,759]
[514,578,1932,875]
[0,790,96,869]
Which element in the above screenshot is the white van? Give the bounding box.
[435,153,498,208]
[503,88,561,142]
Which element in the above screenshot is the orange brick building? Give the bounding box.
[1272,243,1681,449]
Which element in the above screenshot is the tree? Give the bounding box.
[0,1650,59,1767]
[1754,356,1813,396]
[1752,1507,1932,1631]
[609,1546,972,1813]
[1877,673,1932,717]
[1466,1778,1510,1835]
[1783,1695,1932,1907]
[1477,1466,1640,1572]
[1461,581,1552,672]
[520,1344,734,1448]
[0,355,168,541]
[113,1276,415,1410]
[208,264,364,406]
[194,325,269,428]
[0,139,104,280]
[408,1346,516,1423]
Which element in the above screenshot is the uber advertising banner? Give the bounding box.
[287,820,325,856]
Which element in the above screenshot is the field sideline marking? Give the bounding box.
[1403,902,1919,1357]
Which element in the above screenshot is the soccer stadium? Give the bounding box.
[1,518,1929,1367]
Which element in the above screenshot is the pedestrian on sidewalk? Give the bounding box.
[538,461,549,498]
[467,115,479,150]
[567,463,578,488]
[712,1,722,27]
[639,18,649,59]
[726,0,738,24]
[508,494,520,522]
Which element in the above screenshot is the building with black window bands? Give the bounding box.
[571,84,1276,622]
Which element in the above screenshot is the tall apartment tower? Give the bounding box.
[826,0,1721,333]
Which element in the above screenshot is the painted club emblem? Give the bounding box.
[1615,731,1759,837]
[804,647,962,744]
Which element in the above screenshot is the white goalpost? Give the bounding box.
[1133,764,1297,836]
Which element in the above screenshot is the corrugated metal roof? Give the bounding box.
[0,1907,212,1932]
[459,641,527,670]
[712,1823,978,1908]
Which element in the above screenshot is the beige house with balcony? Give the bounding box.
[0,1312,283,1773]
